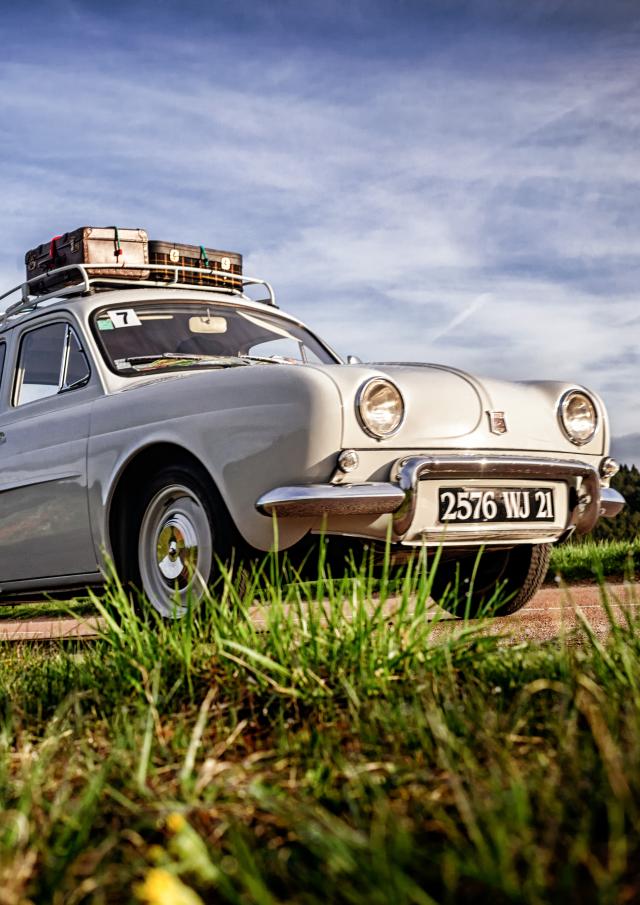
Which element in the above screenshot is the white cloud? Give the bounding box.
[0,16,638,457]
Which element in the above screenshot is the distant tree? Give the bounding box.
[591,464,640,541]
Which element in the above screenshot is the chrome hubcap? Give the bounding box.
[138,483,213,618]
[156,514,199,590]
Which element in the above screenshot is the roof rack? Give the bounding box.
[0,262,277,325]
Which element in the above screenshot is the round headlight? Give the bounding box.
[559,390,598,445]
[357,378,404,438]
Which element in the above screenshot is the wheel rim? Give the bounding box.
[138,483,213,617]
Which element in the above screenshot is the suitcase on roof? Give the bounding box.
[148,240,243,290]
[25,226,149,294]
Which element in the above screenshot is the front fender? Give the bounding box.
[87,365,343,555]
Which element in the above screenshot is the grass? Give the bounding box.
[550,538,640,584]
[0,548,638,903]
[0,596,98,621]
[0,537,635,624]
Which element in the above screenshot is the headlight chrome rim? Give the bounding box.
[356,377,405,439]
[558,389,598,446]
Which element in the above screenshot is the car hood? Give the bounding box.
[106,359,606,457]
[315,362,607,456]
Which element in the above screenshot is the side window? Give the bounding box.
[64,330,91,390]
[0,342,6,387]
[14,323,90,407]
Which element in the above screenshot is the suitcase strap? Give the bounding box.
[110,226,123,258]
[49,235,63,261]
[199,245,210,267]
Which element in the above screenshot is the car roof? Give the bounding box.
[0,286,309,335]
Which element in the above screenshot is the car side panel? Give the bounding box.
[0,391,99,582]
[86,365,343,557]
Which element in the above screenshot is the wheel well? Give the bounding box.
[108,443,219,573]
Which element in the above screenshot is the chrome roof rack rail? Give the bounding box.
[0,263,277,325]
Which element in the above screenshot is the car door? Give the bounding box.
[0,316,100,584]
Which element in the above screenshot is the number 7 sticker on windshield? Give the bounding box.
[107,309,142,328]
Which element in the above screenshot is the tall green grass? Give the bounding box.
[0,549,637,903]
[550,537,640,583]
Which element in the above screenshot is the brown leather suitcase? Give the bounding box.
[25,226,149,293]
[148,240,243,290]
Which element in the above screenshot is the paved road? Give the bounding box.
[0,614,102,641]
[0,583,636,642]
[431,582,639,643]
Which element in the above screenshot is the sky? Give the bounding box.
[1,0,639,462]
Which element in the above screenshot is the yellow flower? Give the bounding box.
[147,845,166,864]
[135,868,204,905]
[166,812,187,834]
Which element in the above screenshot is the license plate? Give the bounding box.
[438,487,555,524]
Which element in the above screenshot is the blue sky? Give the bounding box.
[1,0,639,461]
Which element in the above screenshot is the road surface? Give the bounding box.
[0,582,636,642]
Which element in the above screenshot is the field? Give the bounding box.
[0,548,639,904]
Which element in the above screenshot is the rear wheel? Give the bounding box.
[430,544,551,618]
[123,465,241,618]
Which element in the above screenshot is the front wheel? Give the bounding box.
[125,466,239,618]
[430,544,551,618]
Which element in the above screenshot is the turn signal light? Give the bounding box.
[599,457,620,479]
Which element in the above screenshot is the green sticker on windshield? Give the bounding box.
[97,318,114,331]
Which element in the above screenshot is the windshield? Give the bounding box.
[92,302,338,375]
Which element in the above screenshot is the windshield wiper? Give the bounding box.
[116,353,250,370]
[239,354,294,364]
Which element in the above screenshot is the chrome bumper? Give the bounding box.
[256,454,625,542]
[255,482,404,518]
[601,486,625,518]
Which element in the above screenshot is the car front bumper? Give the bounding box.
[256,454,625,544]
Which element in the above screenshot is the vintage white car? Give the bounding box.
[0,260,624,617]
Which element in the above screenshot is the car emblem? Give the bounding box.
[488,411,508,434]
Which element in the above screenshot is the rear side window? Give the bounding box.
[0,342,6,386]
[14,323,90,407]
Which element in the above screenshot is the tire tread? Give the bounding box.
[497,543,551,615]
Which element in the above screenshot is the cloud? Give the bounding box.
[611,433,640,467]
[0,5,639,460]
[428,294,492,343]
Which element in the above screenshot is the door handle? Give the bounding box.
[0,432,6,444]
